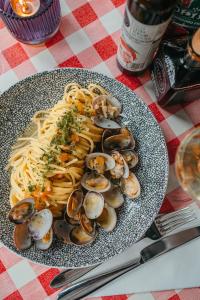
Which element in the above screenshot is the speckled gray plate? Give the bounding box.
[0,68,168,268]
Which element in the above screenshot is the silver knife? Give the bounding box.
[57,226,200,300]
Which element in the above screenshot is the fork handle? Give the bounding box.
[145,222,161,240]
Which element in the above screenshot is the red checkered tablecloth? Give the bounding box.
[0,0,200,299]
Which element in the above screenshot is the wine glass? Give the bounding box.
[175,126,200,202]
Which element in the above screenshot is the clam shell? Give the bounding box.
[13,223,32,250]
[103,127,135,152]
[79,209,96,237]
[81,172,111,193]
[28,209,53,240]
[53,220,72,244]
[96,203,117,232]
[93,95,122,119]
[66,189,83,218]
[120,172,141,200]
[70,226,95,246]
[83,191,104,219]
[110,151,129,179]
[8,198,35,224]
[94,117,121,129]
[86,152,115,174]
[103,186,124,208]
[35,228,53,250]
[121,150,139,169]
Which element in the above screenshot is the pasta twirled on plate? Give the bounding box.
[7,83,106,217]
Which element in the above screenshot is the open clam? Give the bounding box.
[83,191,104,219]
[86,152,115,174]
[35,228,53,250]
[8,198,35,224]
[65,214,80,225]
[13,223,32,250]
[110,151,129,179]
[70,226,95,246]
[81,172,111,193]
[93,95,122,119]
[103,127,135,152]
[79,208,96,237]
[66,189,83,218]
[103,186,124,208]
[120,172,141,199]
[122,150,138,169]
[94,117,121,129]
[96,203,117,232]
[28,209,53,240]
[53,220,72,244]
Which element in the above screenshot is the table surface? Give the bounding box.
[0,0,200,299]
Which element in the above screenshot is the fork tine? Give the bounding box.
[157,216,197,235]
[156,211,196,227]
[155,206,194,223]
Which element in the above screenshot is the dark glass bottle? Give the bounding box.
[117,0,178,75]
[151,28,200,106]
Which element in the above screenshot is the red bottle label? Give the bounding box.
[117,7,171,72]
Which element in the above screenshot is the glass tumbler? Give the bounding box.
[175,126,200,202]
[0,0,61,45]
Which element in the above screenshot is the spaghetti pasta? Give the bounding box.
[7,83,106,216]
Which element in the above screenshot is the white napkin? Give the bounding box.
[78,202,200,297]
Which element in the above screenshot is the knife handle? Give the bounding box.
[57,259,140,300]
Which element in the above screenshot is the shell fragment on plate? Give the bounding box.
[53,220,72,244]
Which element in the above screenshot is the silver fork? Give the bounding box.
[50,204,197,289]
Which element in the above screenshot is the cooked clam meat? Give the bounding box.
[8,198,35,224]
[122,150,138,168]
[121,172,140,199]
[86,153,115,174]
[110,151,129,179]
[81,172,111,193]
[88,155,106,174]
[93,95,121,119]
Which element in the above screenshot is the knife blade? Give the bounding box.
[57,226,200,300]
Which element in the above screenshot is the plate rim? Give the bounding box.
[0,67,169,268]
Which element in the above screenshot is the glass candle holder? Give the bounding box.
[175,126,200,202]
[0,0,61,45]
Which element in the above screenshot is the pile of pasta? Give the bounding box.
[7,83,107,217]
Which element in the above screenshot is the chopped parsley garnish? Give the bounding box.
[28,183,36,192]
